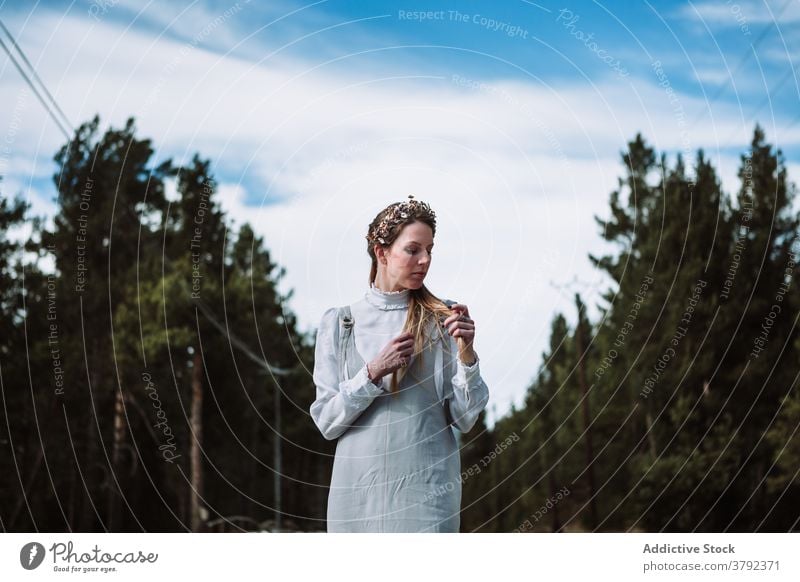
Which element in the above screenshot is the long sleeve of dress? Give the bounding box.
[446,334,490,433]
[310,307,385,441]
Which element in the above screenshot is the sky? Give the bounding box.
[1,0,799,424]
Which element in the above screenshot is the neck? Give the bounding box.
[373,274,406,293]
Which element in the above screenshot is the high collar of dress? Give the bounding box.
[366,281,410,310]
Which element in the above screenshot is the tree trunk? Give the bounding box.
[8,446,43,530]
[575,295,599,530]
[273,378,281,531]
[107,387,126,530]
[190,350,204,531]
[547,459,563,533]
[645,410,658,459]
[79,368,101,532]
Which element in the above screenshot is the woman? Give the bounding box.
[310,195,490,532]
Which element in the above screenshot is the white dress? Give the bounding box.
[310,283,490,532]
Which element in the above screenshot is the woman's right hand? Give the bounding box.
[367,331,415,382]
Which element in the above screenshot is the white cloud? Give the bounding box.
[678,0,800,26]
[1,3,797,422]
[693,67,735,87]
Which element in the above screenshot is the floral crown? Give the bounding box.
[366,194,436,246]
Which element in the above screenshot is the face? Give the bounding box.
[375,221,434,290]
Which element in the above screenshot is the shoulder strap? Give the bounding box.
[337,305,354,382]
[339,304,353,327]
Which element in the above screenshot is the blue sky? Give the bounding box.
[1,0,799,421]
[93,0,800,138]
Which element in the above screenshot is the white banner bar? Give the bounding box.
[2,533,797,581]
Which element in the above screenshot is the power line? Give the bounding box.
[1,15,294,533]
[719,61,800,145]
[689,0,794,127]
[786,110,800,130]
[0,19,74,133]
[0,18,73,140]
[156,249,296,377]
[191,292,294,377]
[742,63,800,121]
[0,19,288,376]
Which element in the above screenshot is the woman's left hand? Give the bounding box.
[444,304,477,364]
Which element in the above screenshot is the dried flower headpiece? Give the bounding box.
[366,194,436,246]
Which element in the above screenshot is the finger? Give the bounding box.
[452,328,474,340]
[394,345,412,356]
[447,316,469,329]
[452,323,476,336]
[443,313,464,327]
[448,320,472,334]
[449,304,470,317]
[392,347,413,359]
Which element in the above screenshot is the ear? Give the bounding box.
[375,244,387,264]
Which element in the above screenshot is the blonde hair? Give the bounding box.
[366,202,452,395]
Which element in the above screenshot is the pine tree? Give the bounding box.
[1,115,318,532]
